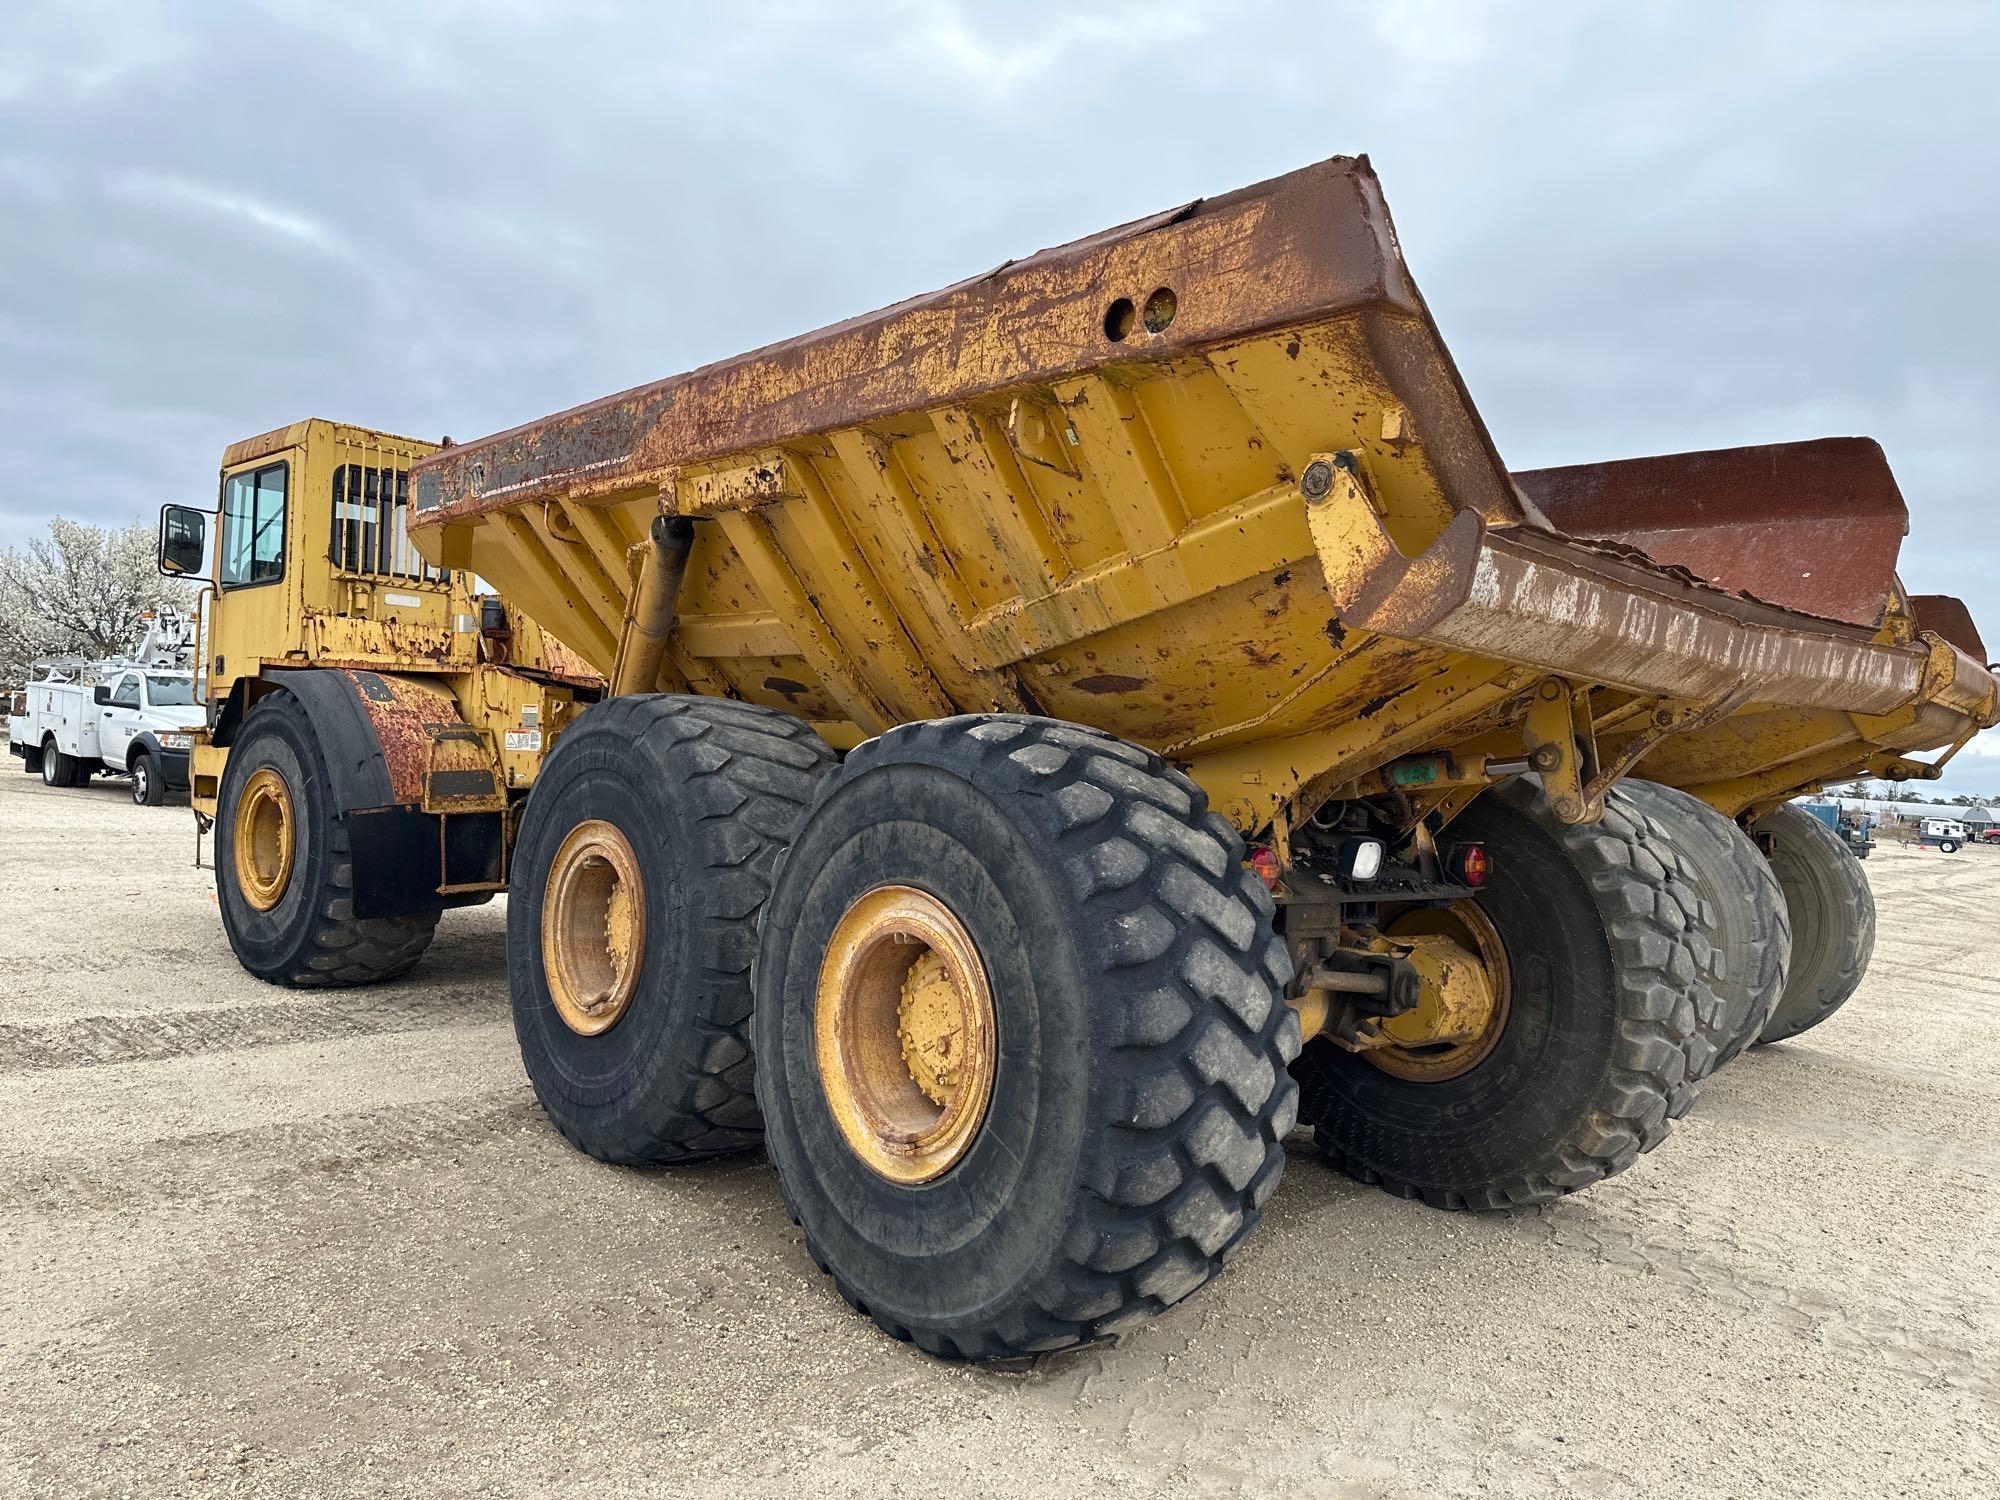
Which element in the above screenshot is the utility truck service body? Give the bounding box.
[184,158,1996,1357]
[8,611,203,804]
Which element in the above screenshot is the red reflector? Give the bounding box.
[1457,844,1488,886]
[1248,846,1280,889]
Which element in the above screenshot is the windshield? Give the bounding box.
[146,675,197,706]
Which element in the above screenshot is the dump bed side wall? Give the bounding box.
[409,160,1997,831]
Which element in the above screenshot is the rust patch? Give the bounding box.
[1073,674,1148,695]
[1909,594,1988,663]
[409,156,1526,538]
[1514,438,1908,628]
[334,670,503,811]
[763,675,810,698]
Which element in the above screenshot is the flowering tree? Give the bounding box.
[0,518,194,684]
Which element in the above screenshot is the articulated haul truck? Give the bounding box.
[181,158,1997,1357]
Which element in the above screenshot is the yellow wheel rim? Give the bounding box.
[1367,900,1512,1084]
[815,885,997,1185]
[233,767,297,912]
[542,820,647,1036]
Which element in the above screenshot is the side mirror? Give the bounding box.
[93,685,111,705]
[159,504,209,579]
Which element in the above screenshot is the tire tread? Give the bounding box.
[760,713,1297,1358]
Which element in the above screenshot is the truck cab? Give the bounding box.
[93,667,203,803]
[169,422,475,716]
[155,420,598,986]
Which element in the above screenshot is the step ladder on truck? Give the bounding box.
[167,158,1997,1358]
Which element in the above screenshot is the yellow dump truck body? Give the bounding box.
[408,157,1994,833]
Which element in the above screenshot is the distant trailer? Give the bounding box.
[1917,817,1968,853]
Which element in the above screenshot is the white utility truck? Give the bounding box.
[6,611,202,805]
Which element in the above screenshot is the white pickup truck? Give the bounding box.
[8,664,203,805]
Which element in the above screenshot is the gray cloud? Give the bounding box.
[5,0,1997,783]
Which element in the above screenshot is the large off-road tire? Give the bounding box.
[1618,780,1790,1075]
[131,749,166,807]
[508,695,835,1165]
[41,738,80,788]
[1294,777,1712,1211]
[754,714,1299,1359]
[1749,803,1877,1044]
[217,692,439,987]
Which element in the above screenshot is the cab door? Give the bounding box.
[209,456,294,706]
[100,672,143,767]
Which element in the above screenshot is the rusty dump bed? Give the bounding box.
[410,156,1995,832]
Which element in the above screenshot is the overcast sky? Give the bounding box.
[5,0,1997,787]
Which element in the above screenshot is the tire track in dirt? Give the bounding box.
[0,986,507,1073]
[1524,1198,1994,1397]
[0,1091,547,1217]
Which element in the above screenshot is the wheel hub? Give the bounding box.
[816,885,997,1184]
[233,767,297,911]
[1366,901,1512,1083]
[542,820,647,1036]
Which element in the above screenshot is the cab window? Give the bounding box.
[331,464,449,585]
[220,461,288,588]
[146,675,196,706]
[111,674,141,708]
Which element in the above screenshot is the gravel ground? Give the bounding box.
[1,767,1995,1499]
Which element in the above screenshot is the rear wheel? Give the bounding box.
[508,695,835,1165]
[131,750,165,807]
[217,692,439,987]
[1294,778,1711,1210]
[41,739,79,788]
[754,715,1299,1359]
[1750,803,1876,1044]
[1616,780,1790,1076]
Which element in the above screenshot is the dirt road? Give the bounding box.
[1,768,1993,1499]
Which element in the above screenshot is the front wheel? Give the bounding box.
[1939,838,1961,854]
[131,750,165,807]
[754,715,1299,1359]
[217,692,438,986]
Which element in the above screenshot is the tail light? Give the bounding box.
[1451,843,1488,886]
[1248,846,1281,889]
